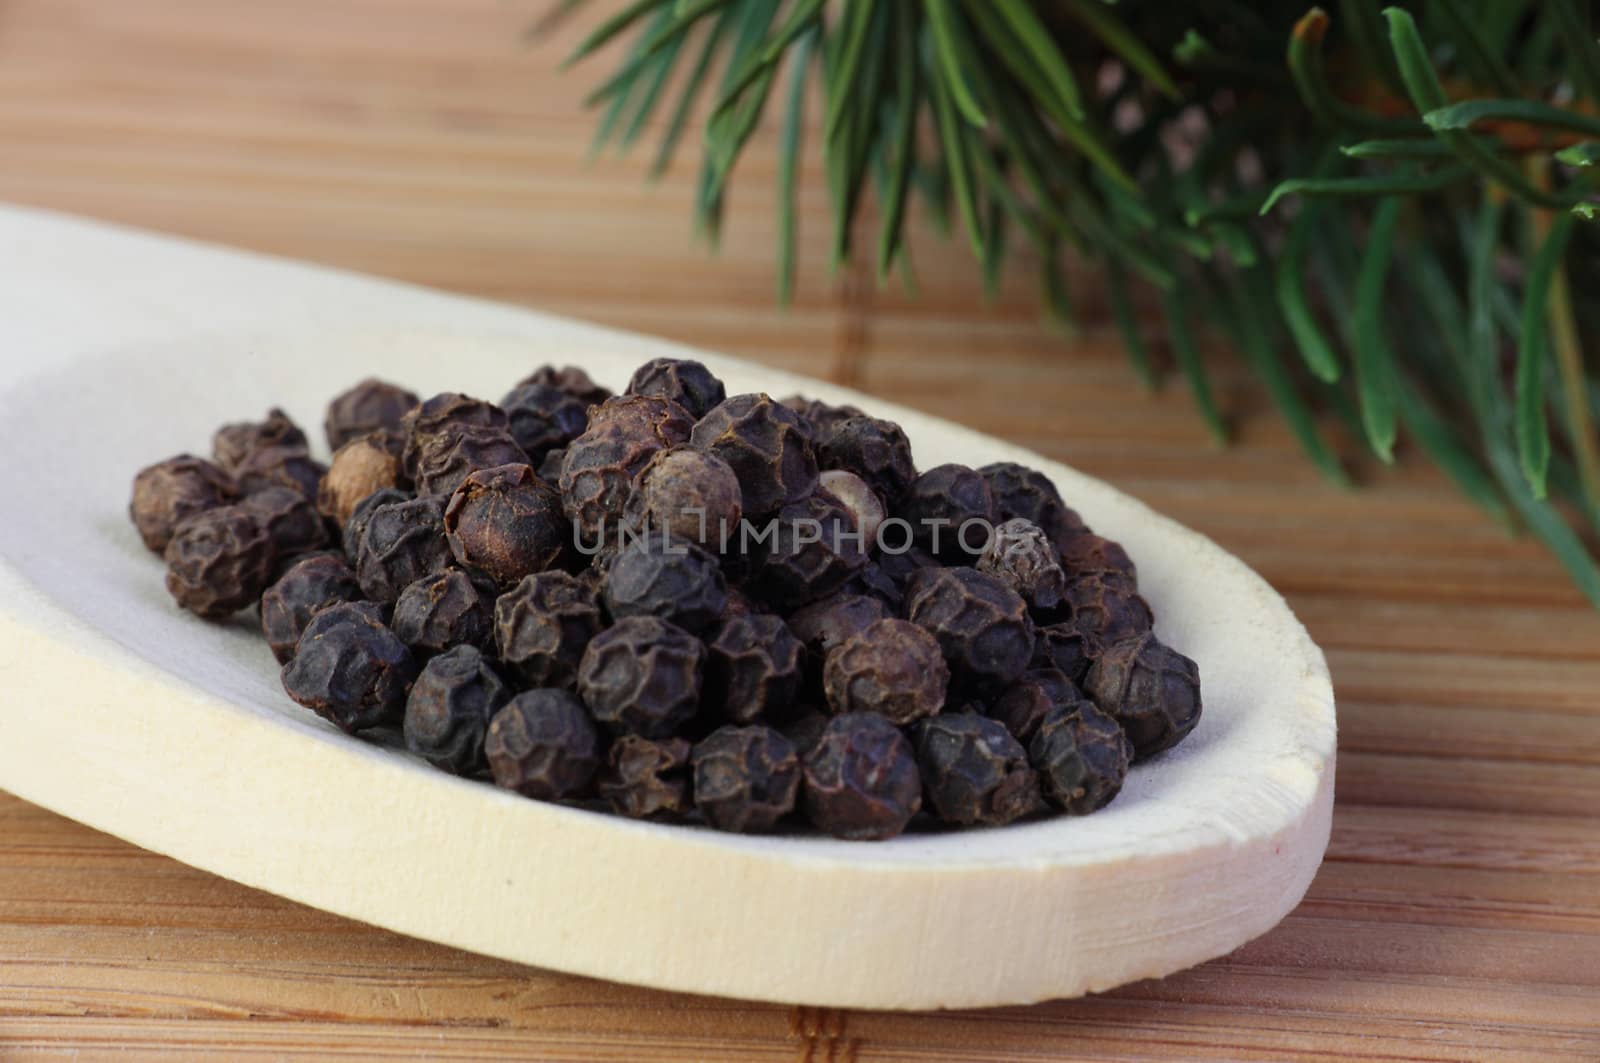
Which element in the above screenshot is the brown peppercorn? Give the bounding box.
[515,364,612,406]
[163,505,276,619]
[233,444,326,502]
[324,377,420,452]
[905,566,1035,689]
[801,713,922,840]
[1063,572,1153,646]
[979,461,1086,549]
[915,711,1041,827]
[341,487,410,565]
[597,735,693,820]
[818,469,886,546]
[281,602,417,733]
[690,393,818,516]
[412,424,530,499]
[318,430,405,526]
[1029,701,1132,814]
[706,613,804,724]
[494,570,603,687]
[822,618,949,725]
[779,395,867,443]
[399,392,509,479]
[1059,531,1139,583]
[817,416,917,505]
[443,463,568,587]
[692,725,800,833]
[900,463,996,560]
[392,569,494,657]
[354,494,453,604]
[499,381,590,462]
[1084,633,1202,760]
[129,454,238,553]
[577,616,705,738]
[561,412,691,546]
[585,393,697,443]
[747,490,867,608]
[486,689,603,800]
[624,445,743,550]
[404,644,510,775]
[1030,618,1101,685]
[626,357,727,419]
[987,668,1083,745]
[977,518,1068,612]
[602,530,728,635]
[212,408,308,473]
[260,552,363,663]
[240,486,331,561]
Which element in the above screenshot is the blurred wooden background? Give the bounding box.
[1,1,1598,1059]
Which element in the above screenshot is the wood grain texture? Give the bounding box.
[0,1,1596,1059]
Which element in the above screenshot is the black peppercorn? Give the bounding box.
[781,709,832,759]
[800,713,921,840]
[626,357,727,419]
[577,616,705,738]
[318,430,406,526]
[354,494,453,604]
[597,735,693,820]
[692,725,800,833]
[603,529,728,635]
[788,593,888,658]
[779,395,867,443]
[705,613,804,724]
[1059,531,1139,583]
[905,566,1035,689]
[874,543,940,588]
[822,618,948,725]
[915,711,1041,827]
[987,668,1082,745]
[516,364,612,406]
[979,461,1086,549]
[624,445,743,550]
[324,377,420,452]
[900,463,996,560]
[1029,701,1132,814]
[690,393,818,516]
[817,416,917,505]
[486,689,603,800]
[342,487,411,565]
[537,446,566,484]
[213,408,309,473]
[443,463,568,587]
[1063,572,1153,646]
[561,410,692,546]
[392,568,494,656]
[818,469,886,546]
[260,552,363,663]
[129,454,238,553]
[281,602,418,733]
[747,490,867,608]
[163,505,276,619]
[404,644,510,775]
[412,424,530,499]
[838,560,904,612]
[234,444,326,502]
[1030,618,1100,685]
[499,381,590,463]
[494,570,603,687]
[977,518,1067,612]
[1084,633,1202,759]
[399,392,509,479]
[241,485,331,561]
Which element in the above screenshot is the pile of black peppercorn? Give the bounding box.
[129,359,1202,841]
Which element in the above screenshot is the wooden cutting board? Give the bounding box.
[0,1,1596,1058]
